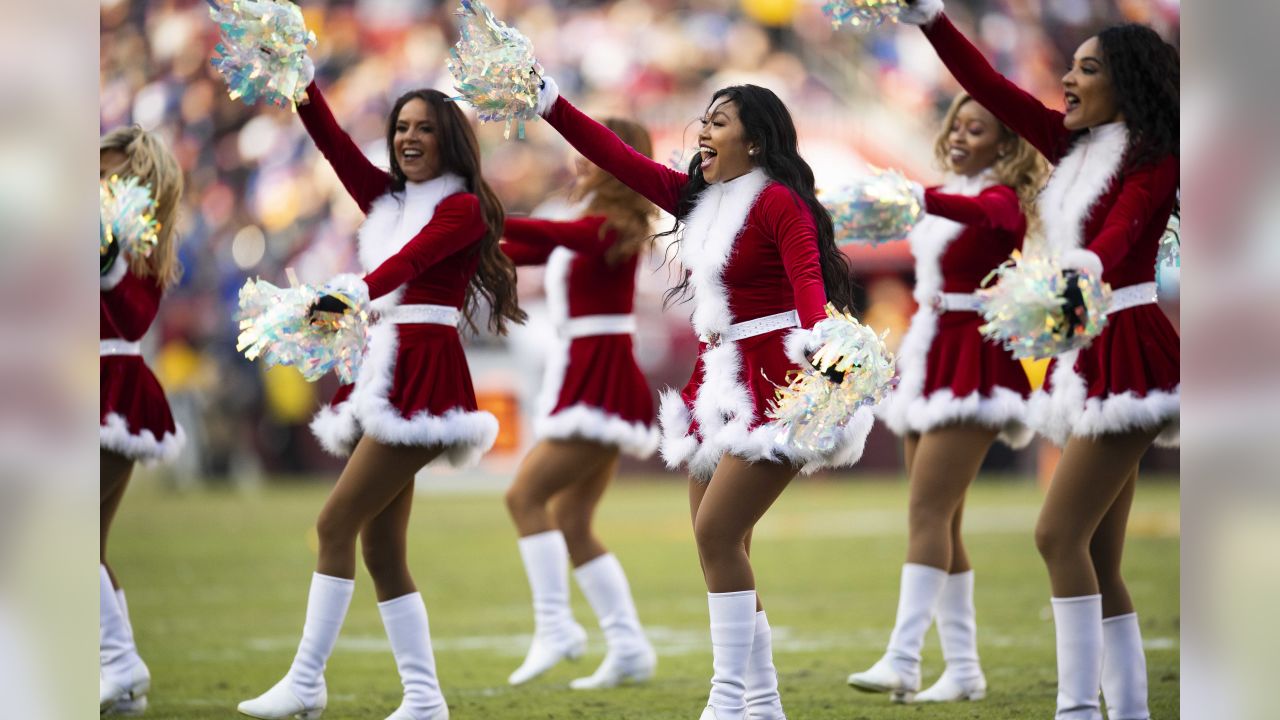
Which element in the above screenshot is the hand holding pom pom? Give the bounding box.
[821,168,924,246]
[447,0,543,139]
[309,293,352,318]
[100,175,161,264]
[237,272,372,383]
[208,0,316,110]
[976,250,1112,360]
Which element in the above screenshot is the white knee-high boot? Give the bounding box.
[380,593,448,720]
[916,570,987,702]
[700,590,757,720]
[744,610,785,720]
[100,565,150,713]
[847,563,948,703]
[570,553,656,689]
[509,530,586,685]
[1051,595,1104,720]
[1101,613,1150,720]
[238,573,355,719]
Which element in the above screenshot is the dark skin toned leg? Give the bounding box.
[504,438,620,566]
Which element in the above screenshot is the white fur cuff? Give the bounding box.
[784,327,820,368]
[1060,248,1104,278]
[900,0,944,25]
[535,75,560,118]
[101,254,128,290]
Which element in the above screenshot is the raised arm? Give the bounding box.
[1071,156,1178,277]
[539,85,686,216]
[759,186,828,328]
[101,267,162,341]
[913,8,1071,163]
[503,216,613,256]
[924,185,1025,232]
[297,81,391,213]
[362,193,486,300]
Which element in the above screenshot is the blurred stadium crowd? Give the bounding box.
[99,0,1179,481]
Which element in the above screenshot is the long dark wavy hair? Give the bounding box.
[658,85,856,312]
[1096,24,1179,169]
[386,89,526,335]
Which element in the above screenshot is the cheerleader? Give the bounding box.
[530,77,867,720]
[901,3,1179,718]
[500,119,660,689]
[237,80,524,720]
[99,126,185,715]
[848,93,1048,703]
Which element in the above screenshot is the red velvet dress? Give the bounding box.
[543,96,874,478]
[100,260,183,462]
[299,82,497,467]
[922,14,1180,446]
[501,215,658,458]
[878,172,1033,446]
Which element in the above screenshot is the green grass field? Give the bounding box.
[110,474,1179,719]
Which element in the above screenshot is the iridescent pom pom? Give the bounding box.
[236,272,371,383]
[767,304,897,455]
[977,250,1112,360]
[208,0,316,111]
[822,0,907,29]
[1156,211,1180,300]
[822,168,924,246]
[100,175,161,259]
[447,0,542,140]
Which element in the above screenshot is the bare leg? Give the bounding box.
[948,498,972,574]
[101,448,134,588]
[550,446,620,567]
[505,439,618,538]
[360,480,417,602]
[905,425,998,570]
[690,479,759,609]
[693,456,798,593]
[314,438,443,580]
[1090,468,1138,618]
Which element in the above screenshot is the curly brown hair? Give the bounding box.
[569,117,658,265]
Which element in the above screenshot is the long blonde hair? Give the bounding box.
[100,126,184,288]
[570,118,658,266]
[933,93,1048,233]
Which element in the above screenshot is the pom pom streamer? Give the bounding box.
[447,0,543,140]
[1156,210,1180,299]
[822,0,908,30]
[822,168,923,246]
[100,175,161,260]
[767,304,897,455]
[977,250,1112,360]
[236,272,372,383]
[208,0,316,110]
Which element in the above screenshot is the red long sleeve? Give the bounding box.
[362,193,485,300]
[925,186,1024,232]
[297,82,391,213]
[101,270,162,341]
[1087,156,1179,273]
[503,216,613,256]
[543,97,686,216]
[756,186,827,328]
[921,15,1071,163]
[500,239,553,267]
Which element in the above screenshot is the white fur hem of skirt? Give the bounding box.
[310,402,499,468]
[536,404,660,459]
[887,387,1034,449]
[657,390,875,480]
[100,413,185,463]
[1027,355,1179,448]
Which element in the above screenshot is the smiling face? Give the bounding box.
[393,98,441,183]
[697,98,756,184]
[946,100,1008,176]
[1062,36,1122,131]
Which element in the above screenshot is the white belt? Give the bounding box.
[382,304,461,326]
[1106,282,1158,315]
[930,292,981,313]
[560,314,637,339]
[699,310,799,347]
[100,339,142,356]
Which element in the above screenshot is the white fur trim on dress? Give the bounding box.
[536,75,560,118]
[1039,123,1128,259]
[901,0,944,25]
[876,173,1030,446]
[100,413,185,463]
[656,172,873,478]
[1027,349,1179,448]
[536,404,660,459]
[101,255,128,290]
